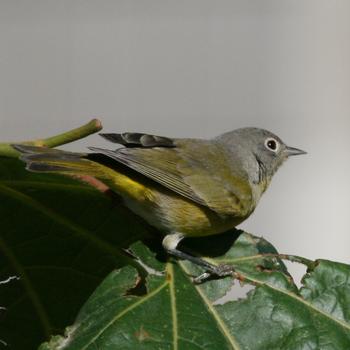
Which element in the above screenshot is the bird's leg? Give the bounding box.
[162,233,235,283]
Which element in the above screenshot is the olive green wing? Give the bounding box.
[174,140,253,217]
[90,133,252,216]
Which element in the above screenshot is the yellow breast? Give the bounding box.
[94,162,247,237]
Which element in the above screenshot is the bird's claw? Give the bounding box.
[193,264,235,284]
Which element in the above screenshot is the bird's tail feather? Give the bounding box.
[12,144,106,178]
[12,144,153,201]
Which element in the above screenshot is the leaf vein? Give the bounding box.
[179,261,242,350]
[167,264,178,350]
[82,280,169,349]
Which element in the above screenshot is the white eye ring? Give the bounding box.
[264,138,279,153]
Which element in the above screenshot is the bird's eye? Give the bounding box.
[264,138,279,152]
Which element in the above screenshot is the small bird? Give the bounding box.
[13,127,306,281]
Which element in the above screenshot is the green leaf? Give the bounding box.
[39,235,350,350]
[0,158,149,349]
[300,259,350,323]
[40,240,350,350]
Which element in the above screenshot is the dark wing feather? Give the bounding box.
[99,132,175,148]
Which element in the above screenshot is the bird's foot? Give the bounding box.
[193,263,235,284]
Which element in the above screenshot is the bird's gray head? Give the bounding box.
[216,127,306,188]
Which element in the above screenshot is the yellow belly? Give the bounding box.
[100,164,243,237]
[151,190,241,236]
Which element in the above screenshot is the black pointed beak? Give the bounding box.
[285,146,307,156]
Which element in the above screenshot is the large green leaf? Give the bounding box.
[0,158,150,349]
[39,238,350,350]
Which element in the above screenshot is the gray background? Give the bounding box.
[0,1,349,284]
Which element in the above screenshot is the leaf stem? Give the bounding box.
[0,118,102,157]
[258,253,314,268]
